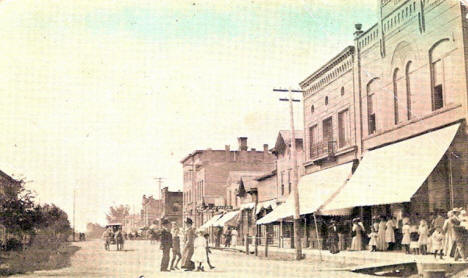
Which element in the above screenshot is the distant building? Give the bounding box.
[141,195,161,227]
[160,187,183,226]
[181,137,275,228]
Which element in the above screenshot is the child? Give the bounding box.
[193,231,207,271]
[410,225,420,255]
[204,233,215,270]
[368,227,378,252]
[431,227,444,259]
[418,220,429,255]
[401,218,411,254]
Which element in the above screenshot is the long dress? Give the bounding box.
[377,221,387,250]
[350,223,364,251]
[443,219,455,257]
[192,236,207,264]
[231,229,238,246]
[385,220,395,243]
[181,227,196,268]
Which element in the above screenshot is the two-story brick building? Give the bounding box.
[181,137,275,228]
[160,187,183,227]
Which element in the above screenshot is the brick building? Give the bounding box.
[181,137,275,228]
[141,195,161,227]
[297,0,468,225]
[160,187,183,226]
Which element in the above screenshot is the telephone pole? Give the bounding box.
[273,87,304,260]
[154,177,165,221]
[73,188,76,242]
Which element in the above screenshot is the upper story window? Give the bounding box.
[288,170,291,194]
[322,117,333,143]
[429,39,451,111]
[280,171,285,195]
[309,125,318,159]
[338,109,350,148]
[311,105,315,113]
[393,68,400,125]
[341,87,345,96]
[405,61,413,120]
[325,96,329,105]
[367,79,378,135]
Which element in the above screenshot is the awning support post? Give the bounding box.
[313,213,322,262]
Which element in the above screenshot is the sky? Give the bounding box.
[0,0,377,231]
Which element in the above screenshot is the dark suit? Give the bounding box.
[160,229,172,271]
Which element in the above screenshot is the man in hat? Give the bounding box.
[160,219,172,272]
[181,218,196,271]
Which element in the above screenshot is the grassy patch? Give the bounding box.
[0,242,80,276]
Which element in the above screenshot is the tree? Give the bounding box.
[106,205,130,224]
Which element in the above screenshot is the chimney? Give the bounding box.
[225,145,230,161]
[263,144,269,160]
[238,137,248,151]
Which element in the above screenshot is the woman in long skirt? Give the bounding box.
[350,218,365,251]
[377,216,387,251]
[385,217,396,250]
[401,218,411,254]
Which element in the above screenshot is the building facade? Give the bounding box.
[181,137,275,228]
[160,187,183,227]
[298,0,468,228]
[141,195,161,227]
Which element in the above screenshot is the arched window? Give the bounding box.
[429,39,451,111]
[367,79,378,135]
[393,68,400,125]
[311,105,315,113]
[405,61,413,120]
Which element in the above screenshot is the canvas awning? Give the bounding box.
[257,162,353,225]
[240,202,255,210]
[212,211,240,227]
[320,123,460,212]
[256,199,278,212]
[198,214,223,230]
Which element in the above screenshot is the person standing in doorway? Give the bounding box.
[181,218,196,271]
[159,219,172,272]
[170,222,182,270]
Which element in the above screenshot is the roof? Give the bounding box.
[226,171,265,186]
[256,170,276,181]
[239,176,259,192]
[273,130,304,154]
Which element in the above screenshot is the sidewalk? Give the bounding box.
[215,244,468,275]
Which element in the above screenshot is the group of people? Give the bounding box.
[159,218,215,272]
[341,208,468,261]
[215,227,239,248]
[101,226,125,251]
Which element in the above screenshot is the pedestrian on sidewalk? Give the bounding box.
[368,227,378,252]
[410,225,420,255]
[418,219,429,255]
[337,220,348,251]
[181,218,196,271]
[193,231,208,271]
[231,228,238,247]
[224,228,232,248]
[115,227,124,251]
[432,227,444,259]
[170,222,182,270]
[160,219,172,272]
[204,233,215,270]
[385,217,396,251]
[327,220,339,254]
[377,216,387,251]
[350,218,365,251]
[401,217,411,254]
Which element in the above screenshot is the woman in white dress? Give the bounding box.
[385,217,396,250]
[350,218,365,251]
[231,228,238,247]
[192,231,207,271]
[377,217,387,251]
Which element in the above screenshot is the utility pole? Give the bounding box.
[154,177,165,222]
[273,87,304,260]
